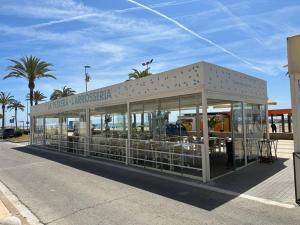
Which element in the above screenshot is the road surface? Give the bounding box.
[0,141,299,225]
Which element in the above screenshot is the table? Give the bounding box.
[257,139,278,163]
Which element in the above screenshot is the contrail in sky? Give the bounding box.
[117,0,202,13]
[127,0,264,72]
[29,14,98,28]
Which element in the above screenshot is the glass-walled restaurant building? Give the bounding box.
[30,61,268,182]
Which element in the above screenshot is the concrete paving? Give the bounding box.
[0,141,299,225]
[209,140,295,205]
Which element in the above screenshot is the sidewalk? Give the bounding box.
[0,192,23,225]
[208,140,295,205]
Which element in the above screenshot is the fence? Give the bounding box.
[31,134,205,180]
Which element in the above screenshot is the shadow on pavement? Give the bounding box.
[11,145,289,211]
[208,157,290,194]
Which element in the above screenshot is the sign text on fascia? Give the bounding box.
[48,89,112,110]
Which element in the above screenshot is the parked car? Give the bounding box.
[166,123,188,136]
[0,128,15,138]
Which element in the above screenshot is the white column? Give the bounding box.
[30,116,34,145]
[85,108,90,156]
[242,102,247,166]
[30,116,35,145]
[42,117,46,146]
[265,104,270,140]
[58,114,61,152]
[202,90,210,182]
[290,73,300,152]
[196,105,200,137]
[126,102,131,165]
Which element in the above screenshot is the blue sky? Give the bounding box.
[0,0,299,124]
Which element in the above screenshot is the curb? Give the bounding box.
[0,200,21,225]
[0,216,21,225]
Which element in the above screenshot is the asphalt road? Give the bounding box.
[0,141,299,225]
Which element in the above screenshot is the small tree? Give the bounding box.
[128,68,152,80]
[33,90,47,105]
[50,86,76,100]
[0,92,15,129]
[8,100,25,129]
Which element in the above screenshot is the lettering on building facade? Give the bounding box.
[47,89,112,110]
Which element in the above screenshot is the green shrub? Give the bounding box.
[14,129,23,137]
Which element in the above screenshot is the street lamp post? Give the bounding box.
[84,65,91,92]
[142,59,153,70]
[25,94,29,130]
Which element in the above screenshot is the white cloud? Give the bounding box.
[0,0,96,19]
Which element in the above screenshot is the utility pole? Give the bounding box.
[25,94,29,130]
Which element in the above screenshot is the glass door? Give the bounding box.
[232,102,245,168]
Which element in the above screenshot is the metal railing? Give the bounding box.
[31,134,205,180]
[128,139,204,179]
[89,136,127,162]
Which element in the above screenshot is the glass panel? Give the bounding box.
[33,117,44,145]
[131,99,159,140]
[245,103,265,162]
[157,96,180,141]
[179,94,202,143]
[90,105,127,138]
[232,102,245,167]
[207,100,233,178]
[45,115,60,150]
[129,94,203,179]
[60,110,86,154]
[34,117,43,134]
[89,104,127,162]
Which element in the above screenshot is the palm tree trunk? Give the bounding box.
[2,105,5,129]
[29,88,34,106]
[15,108,17,129]
[28,81,35,107]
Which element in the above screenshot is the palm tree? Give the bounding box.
[33,90,47,105]
[50,86,76,100]
[4,56,55,106]
[128,68,151,80]
[8,100,25,129]
[0,92,14,129]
